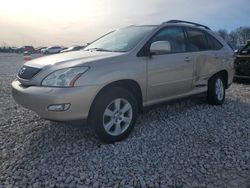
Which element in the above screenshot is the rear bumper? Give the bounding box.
[11,80,100,121]
[227,68,235,88]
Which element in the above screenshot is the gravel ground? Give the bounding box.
[0,53,249,188]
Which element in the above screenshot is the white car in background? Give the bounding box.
[60,45,85,53]
[42,46,63,54]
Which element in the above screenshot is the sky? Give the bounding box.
[0,0,249,47]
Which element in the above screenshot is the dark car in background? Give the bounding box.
[234,41,250,79]
[15,46,35,54]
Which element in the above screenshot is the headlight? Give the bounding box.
[41,67,89,87]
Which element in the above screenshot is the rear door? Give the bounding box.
[185,28,218,86]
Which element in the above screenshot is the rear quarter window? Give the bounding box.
[206,34,223,50]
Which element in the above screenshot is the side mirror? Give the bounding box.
[150,41,171,55]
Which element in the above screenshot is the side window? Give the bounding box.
[150,27,186,53]
[186,28,209,51]
[207,34,223,50]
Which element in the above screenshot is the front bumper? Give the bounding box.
[11,80,100,121]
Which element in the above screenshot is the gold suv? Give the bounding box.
[12,20,235,142]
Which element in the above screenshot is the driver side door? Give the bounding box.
[147,27,194,102]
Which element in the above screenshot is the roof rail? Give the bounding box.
[163,20,211,30]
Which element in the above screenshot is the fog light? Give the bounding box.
[47,103,70,111]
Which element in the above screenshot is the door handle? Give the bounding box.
[184,57,192,62]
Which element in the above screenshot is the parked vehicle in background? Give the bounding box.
[15,47,23,53]
[11,47,18,53]
[35,47,47,53]
[24,46,34,53]
[40,48,47,54]
[0,47,16,53]
[234,41,250,79]
[15,46,35,54]
[42,46,63,54]
[61,47,67,51]
[12,20,235,143]
[61,45,85,53]
[23,51,32,56]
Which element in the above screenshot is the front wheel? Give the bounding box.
[89,87,138,143]
[207,74,226,105]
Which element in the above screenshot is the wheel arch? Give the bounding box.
[210,70,229,88]
[89,79,143,117]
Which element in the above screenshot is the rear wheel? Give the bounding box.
[207,74,225,105]
[89,87,138,143]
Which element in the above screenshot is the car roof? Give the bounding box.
[131,20,211,31]
[162,20,210,30]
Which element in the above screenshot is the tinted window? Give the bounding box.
[186,28,209,51]
[207,34,223,50]
[150,27,186,53]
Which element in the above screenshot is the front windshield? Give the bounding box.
[84,26,156,52]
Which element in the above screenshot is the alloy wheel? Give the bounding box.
[102,98,133,136]
[215,78,224,101]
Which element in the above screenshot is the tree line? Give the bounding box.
[217,27,250,50]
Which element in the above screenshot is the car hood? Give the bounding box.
[25,50,125,68]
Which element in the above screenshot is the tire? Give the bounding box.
[207,74,226,105]
[89,87,138,143]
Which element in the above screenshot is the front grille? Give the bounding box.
[18,65,42,80]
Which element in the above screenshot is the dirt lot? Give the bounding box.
[0,53,249,187]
